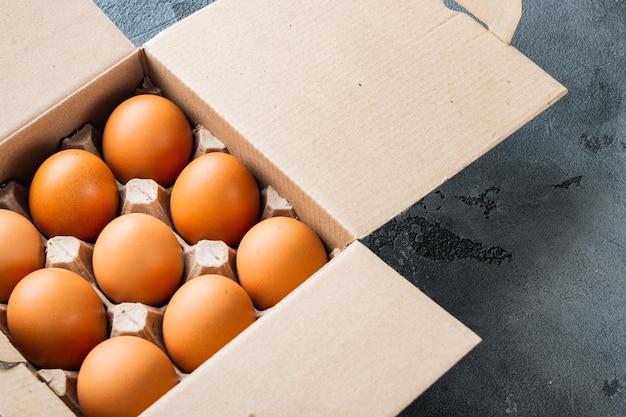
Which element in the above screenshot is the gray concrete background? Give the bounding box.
[94,0,626,415]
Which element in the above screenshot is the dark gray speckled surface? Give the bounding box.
[94,1,626,415]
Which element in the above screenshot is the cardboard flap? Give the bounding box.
[145,0,566,245]
[0,364,74,417]
[143,241,480,417]
[0,0,134,142]
[0,330,25,364]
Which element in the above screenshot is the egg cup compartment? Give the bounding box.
[0,181,30,219]
[0,106,313,415]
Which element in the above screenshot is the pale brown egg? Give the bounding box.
[77,335,179,417]
[92,213,184,306]
[162,274,256,373]
[0,209,45,303]
[236,216,328,310]
[6,267,107,370]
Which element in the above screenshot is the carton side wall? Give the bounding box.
[0,51,144,185]
[143,50,355,250]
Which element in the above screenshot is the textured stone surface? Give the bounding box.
[95,0,216,45]
[93,1,626,415]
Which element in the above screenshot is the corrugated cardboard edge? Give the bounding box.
[143,241,481,417]
[0,0,134,144]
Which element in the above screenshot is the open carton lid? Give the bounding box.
[0,0,134,143]
[145,0,567,249]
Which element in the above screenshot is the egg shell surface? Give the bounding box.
[162,274,257,373]
[236,216,328,310]
[102,94,193,187]
[77,335,179,417]
[28,149,119,242]
[7,267,108,370]
[0,209,45,303]
[169,152,261,247]
[92,212,184,306]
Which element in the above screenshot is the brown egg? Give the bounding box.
[0,209,45,303]
[6,267,107,370]
[169,152,260,247]
[92,213,183,306]
[236,216,327,310]
[162,274,256,373]
[28,149,119,242]
[77,335,179,417]
[102,94,193,187]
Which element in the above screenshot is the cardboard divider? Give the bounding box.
[0,330,24,364]
[37,369,81,415]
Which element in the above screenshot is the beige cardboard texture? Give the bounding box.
[146,0,566,247]
[0,51,144,184]
[144,241,481,417]
[0,364,74,417]
[0,0,134,143]
[0,330,24,364]
[142,52,357,251]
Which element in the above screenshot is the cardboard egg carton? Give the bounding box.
[0,117,300,415]
[1,1,567,415]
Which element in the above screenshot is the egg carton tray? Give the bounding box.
[0,101,322,415]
